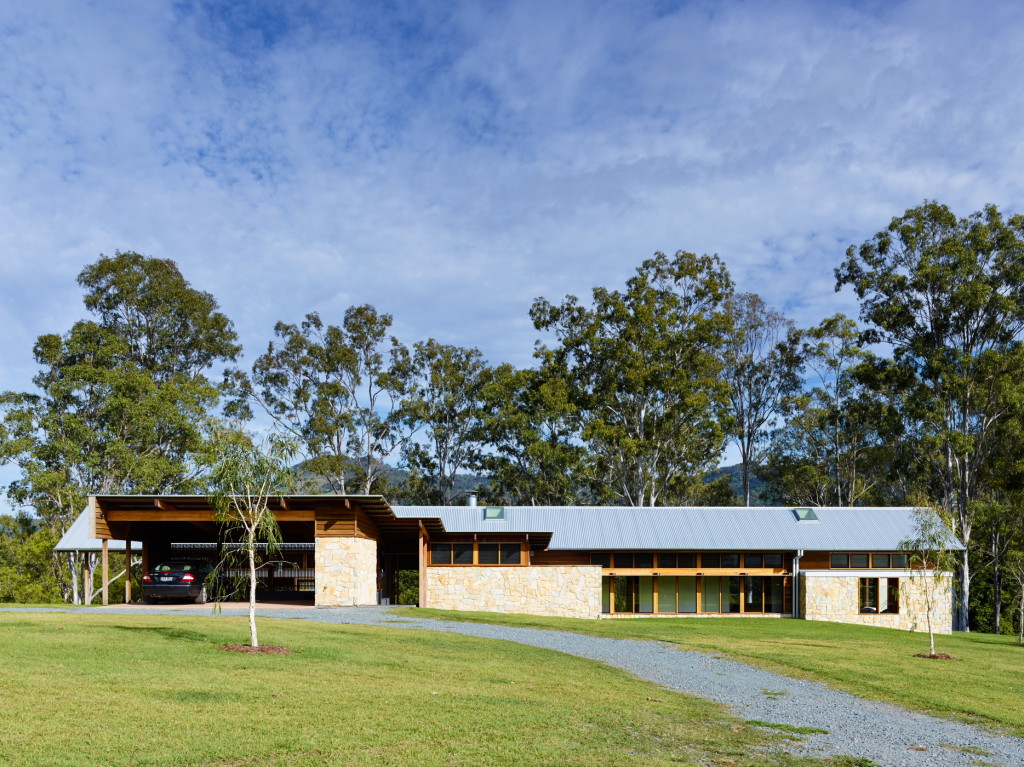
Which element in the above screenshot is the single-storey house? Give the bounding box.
[78,494,956,633]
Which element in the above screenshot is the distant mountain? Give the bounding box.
[706,463,770,505]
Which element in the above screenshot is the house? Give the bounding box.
[78,494,957,633]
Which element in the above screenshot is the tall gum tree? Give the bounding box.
[228,306,413,495]
[0,251,239,601]
[531,251,734,507]
[836,201,1024,631]
[721,293,801,505]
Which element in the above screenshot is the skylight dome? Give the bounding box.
[793,507,819,522]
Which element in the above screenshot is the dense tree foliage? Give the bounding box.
[0,251,240,601]
[4,205,1024,631]
[531,251,734,506]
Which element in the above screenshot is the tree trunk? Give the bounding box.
[957,546,970,632]
[248,539,259,648]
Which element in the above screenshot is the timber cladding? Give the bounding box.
[315,505,380,540]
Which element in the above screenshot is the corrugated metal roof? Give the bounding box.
[392,505,961,551]
[54,509,142,552]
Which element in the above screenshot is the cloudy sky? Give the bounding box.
[2,0,1024,502]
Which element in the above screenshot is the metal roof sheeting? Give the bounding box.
[54,509,142,552]
[392,505,960,552]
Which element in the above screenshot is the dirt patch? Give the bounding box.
[913,652,959,660]
[220,644,292,655]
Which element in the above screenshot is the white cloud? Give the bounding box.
[2,0,1024,506]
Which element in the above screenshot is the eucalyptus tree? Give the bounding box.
[762,315,890,507]
[402,340,491,505]
[208,431,296,649]
[721,293,801,505]
[479,363,590,506]
[0,252,239,599]
[531,251,734,507]
[836,201,1024,631]
[230,305,413,495]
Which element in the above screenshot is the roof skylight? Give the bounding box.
[793,507,819,522]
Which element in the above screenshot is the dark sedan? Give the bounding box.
[142,559,214,604]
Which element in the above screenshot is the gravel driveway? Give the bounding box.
[9,604,1024,767]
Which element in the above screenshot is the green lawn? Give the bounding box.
[394,608,1024,736]
[0,612,870,767]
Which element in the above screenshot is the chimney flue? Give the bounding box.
[466,492,478,507]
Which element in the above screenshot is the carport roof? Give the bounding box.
[55,508,142,552]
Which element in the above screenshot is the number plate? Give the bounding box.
[159,577,175,582]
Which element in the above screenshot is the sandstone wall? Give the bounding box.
[426,565,603,619]
[315,536,378,606]
[801,572,953,634]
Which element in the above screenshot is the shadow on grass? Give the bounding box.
[106,624,214,644]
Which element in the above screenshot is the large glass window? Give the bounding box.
[830,553,849,568]
[658,553,676,569]
[615,553,634,568]
[657,576,677,613]
[851,553,870,568]
[721,553,740,568]
[637,577,654,613]
[634,553,654,569]
[766,577,785,613]
[678,553,697,568]
[591,553,611,568]
[499,544,522,565]
[872,553,890,568]
[477,544,500,565]
[859,578,879,613]
[702,575,721,612]
[602,578,611,613]
[430,544,452,565]
[678,576,697,613]
[744,575,764,612]
[764,553,783,568]
[744,554,763,568]
[702,553,721,569]
[614,576,635,613]
[453,544,474,565]
[725,576,741,612]
[891,553,908,568]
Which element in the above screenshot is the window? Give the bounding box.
[859,578,899,614]
[891,553,908,568]
[614,553,634,568]
[830,553,849,568]
[721,553,740,568]
[430,542,522,566]
[678,553,697,568]
[634,552,654,568]
[453,543,474,565]
[793,507,819,521]
[744,554,763,568]
[872,553,890,568]
[764,553,783,568]
[483,506,505,520]
[591,553,611,568]
[850,553,869,568]
[701,553,721,568]
[657,553,676,568]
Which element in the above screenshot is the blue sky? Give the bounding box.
[2,0,1024,507]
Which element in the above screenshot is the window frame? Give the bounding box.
[429,541,525,566]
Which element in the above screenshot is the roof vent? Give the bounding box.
[483,506,505,521]
[793,507,819,522]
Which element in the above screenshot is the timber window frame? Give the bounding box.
[858,577,900,614]
[430,542,524,566]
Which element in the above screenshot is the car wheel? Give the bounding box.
[195,585,208,605]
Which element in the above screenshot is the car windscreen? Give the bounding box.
[154,562,201,572]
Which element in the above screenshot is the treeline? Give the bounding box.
[2,201,1024,635]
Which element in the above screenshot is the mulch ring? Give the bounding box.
[220,644,292,655]
[914,652,959,660]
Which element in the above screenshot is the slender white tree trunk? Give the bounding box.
[248,534,259,648]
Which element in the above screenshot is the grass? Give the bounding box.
[747,721,830,736]
[392,608,1024,736]
[0,612,863,767]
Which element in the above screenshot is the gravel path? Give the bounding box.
[8,605,1024,767]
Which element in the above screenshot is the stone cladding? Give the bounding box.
[426,565,603,619]
[801,572,953,633]
[314,536,378,606]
